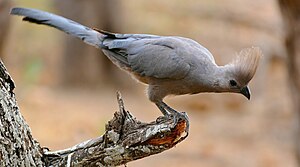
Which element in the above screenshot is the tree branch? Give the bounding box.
[0,58,189,166]
[44,92,189,166]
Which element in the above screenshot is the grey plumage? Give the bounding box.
[10,7,262,116]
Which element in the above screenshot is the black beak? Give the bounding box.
[240,86,251,100]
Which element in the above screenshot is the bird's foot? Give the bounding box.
[156,102,189,137]
[170,111,189,137]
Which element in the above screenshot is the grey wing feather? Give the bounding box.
[10,7,103,48]
[102,35,191,80]
[128,42,190,79]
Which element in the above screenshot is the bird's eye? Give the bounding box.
[229,80,237,87]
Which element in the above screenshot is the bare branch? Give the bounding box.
[44,92,189,166]
[0,58,189,166]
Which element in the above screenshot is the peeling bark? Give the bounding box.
[0,59,189,166]
[44,92,189,166]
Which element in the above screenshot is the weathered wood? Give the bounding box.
[44,92,189,166]
[0,59,189,166]
[0,60,43,167]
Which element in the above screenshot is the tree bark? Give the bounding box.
[0,61,44,166]
[278,0,300,165]
[0,59,189,166]
[44,92,189,166]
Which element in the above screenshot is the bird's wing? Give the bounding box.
[101,32,191,80]
[10,7,103,48]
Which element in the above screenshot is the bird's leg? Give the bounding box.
[158,101,181,115]
[155,101,180,116]
[155,103,170,116]
[156,101,189,136]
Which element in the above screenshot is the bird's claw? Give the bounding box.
[156,101,189,136]
[169,110,189,137]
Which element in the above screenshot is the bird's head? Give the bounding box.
[216,47,262,100]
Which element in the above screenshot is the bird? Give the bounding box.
[10,7,261,118]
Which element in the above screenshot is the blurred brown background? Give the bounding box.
[1,0,299,166]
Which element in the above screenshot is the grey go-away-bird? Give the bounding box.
[10,7,261,117]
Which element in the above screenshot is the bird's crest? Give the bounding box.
[229,47,262,85]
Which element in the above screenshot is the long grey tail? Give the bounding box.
[10,7,103,48]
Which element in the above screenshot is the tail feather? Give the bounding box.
[10,7,103,48]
